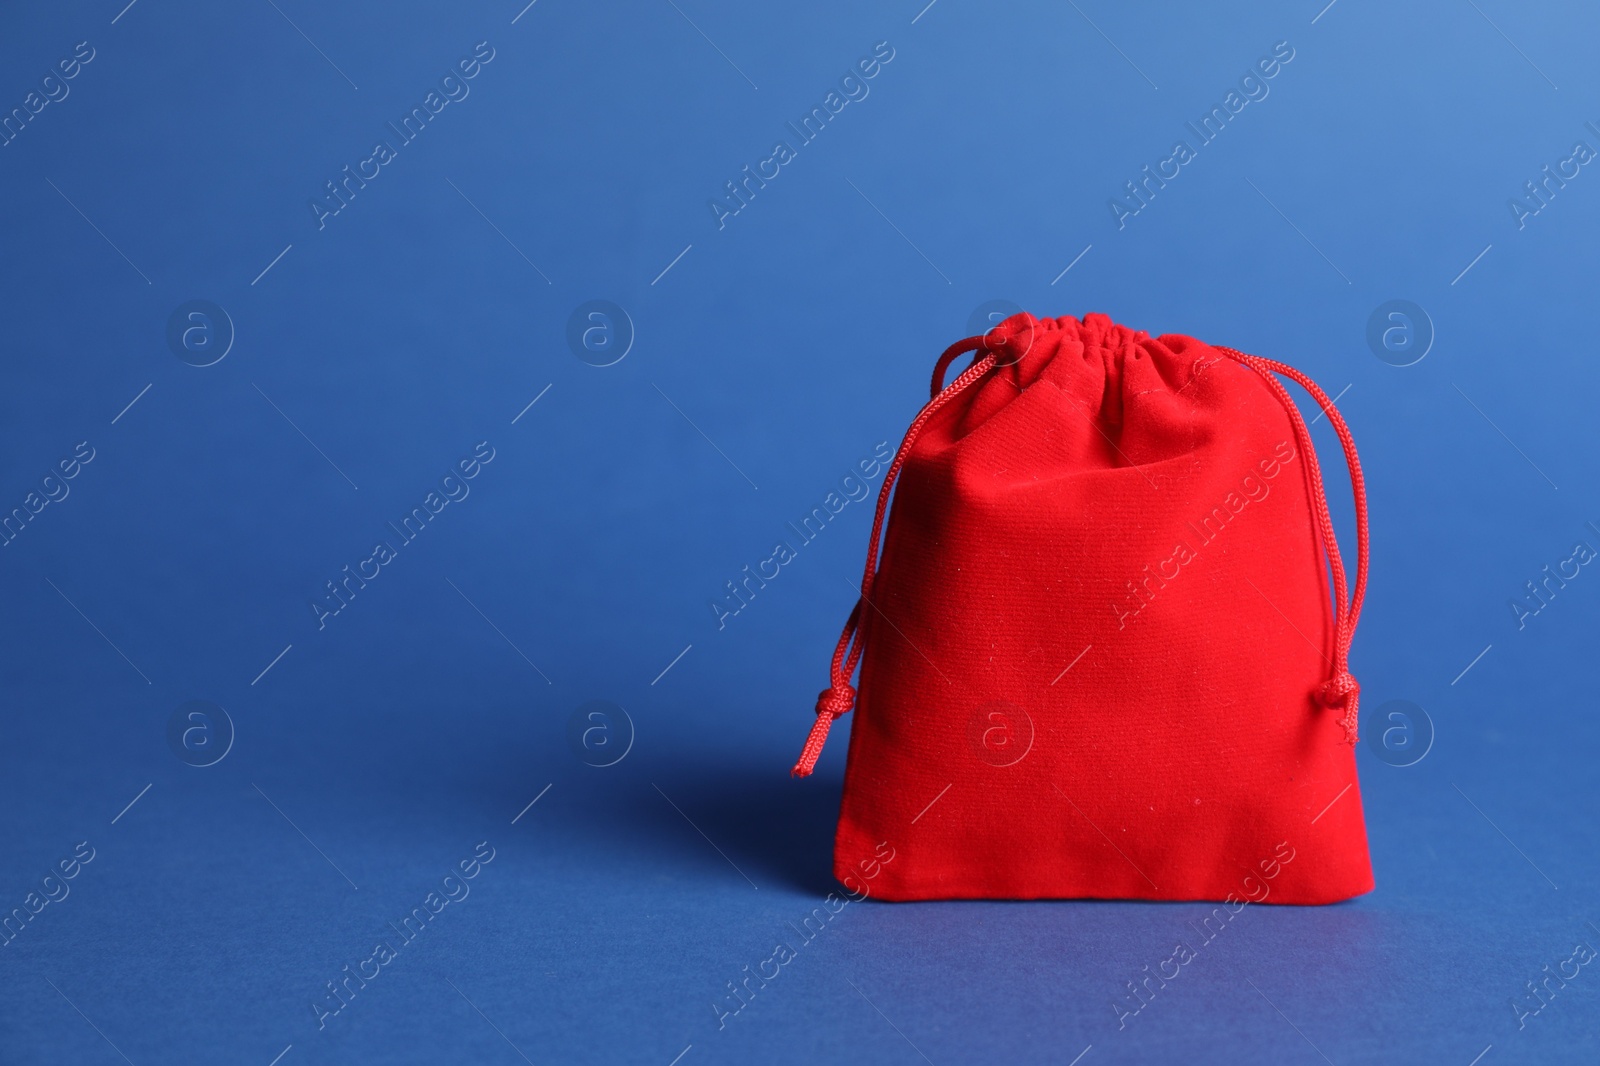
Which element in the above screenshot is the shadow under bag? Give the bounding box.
[793,313,1373,905]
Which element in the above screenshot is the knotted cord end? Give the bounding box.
[791,683,857,779]
[1317,671,1361,745]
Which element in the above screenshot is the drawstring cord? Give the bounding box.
[791,333,998,778]
[1217,347,1369,744]
[790,332,1370,777]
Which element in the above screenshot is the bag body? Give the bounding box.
[794,313,1373,905]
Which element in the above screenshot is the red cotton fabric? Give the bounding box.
[793,313,1373,905]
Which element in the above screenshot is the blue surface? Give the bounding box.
[1,1,1597,1063]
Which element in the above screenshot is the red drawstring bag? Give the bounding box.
[794,313,1373,904]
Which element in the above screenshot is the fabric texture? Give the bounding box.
[794,312,1373,904]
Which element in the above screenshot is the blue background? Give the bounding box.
[1,0,1596,1063]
